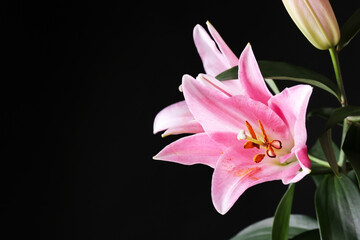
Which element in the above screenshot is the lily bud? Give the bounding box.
[282,0,340,50]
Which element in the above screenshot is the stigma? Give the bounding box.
[238,120,282,163]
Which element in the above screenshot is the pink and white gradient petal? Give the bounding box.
[238,44,273,105]
[182,74,292,148]
[153,100,203,136]
[267,84,313,147]
[153,133,223,168]
[205,21,238,67]
[193,24,237,76]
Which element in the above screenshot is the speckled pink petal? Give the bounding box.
[211,145,303,214]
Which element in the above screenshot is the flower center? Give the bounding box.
[237,120,282,163]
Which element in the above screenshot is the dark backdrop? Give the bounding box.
[2,1,360,239]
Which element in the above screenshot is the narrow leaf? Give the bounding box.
[309,140,340,161]
[215,65,237,81]
[307,107,334,121]
[309,140,340,186]
[231,215,318,240]
[258,61,340,100]
[342,124,360,188]
[265,78,280,95]
[291,229,320,240]
[315,174,360,239]
[272,183,295,240]
[215,61,341,100]
[337,8,360,51]
[319,129,339,176]
[324,106,360,131]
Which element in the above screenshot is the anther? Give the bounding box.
[237,129,246,140]
[253,154,265,163]
[241,120,283,163]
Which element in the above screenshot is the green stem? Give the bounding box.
[329,47,349,170]
[308,154,331,168]
[329,48,347,106]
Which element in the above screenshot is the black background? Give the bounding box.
[2,1,360,239]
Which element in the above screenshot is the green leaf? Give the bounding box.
[343,124,360,188]
[319,129,340,176]
[265,78,280,95]
[307,107,334,121]
[323,106,360,131]
[309,140,340,186]
[215,61,341,100]
[291,229,320,240]
[337,8,360,51]
[215,65,237,81]
[310,140,340,161]
[315,174,360,239]
[230,215,318,240]
[258,61,340,100]
[348,170,360,187]
[271,183,295,240]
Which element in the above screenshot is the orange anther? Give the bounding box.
[253,154,265,163]
[246,121,258,139]
[258,120,269,143]
[244,141,260,149]
[242,120,283,163]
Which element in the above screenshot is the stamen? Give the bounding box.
[244,141,260,149]
[246,121,257,139]
[258,120,269,143]
[240,120,283,163]
[237,129,246,140]
[253,154,265,163]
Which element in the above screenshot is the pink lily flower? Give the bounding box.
[153,22,241,137]
[154,44,313,214]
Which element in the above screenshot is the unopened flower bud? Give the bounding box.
[282,0,340,50]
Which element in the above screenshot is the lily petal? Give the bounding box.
[280,146,311,185]
[153,133,222,168]
[206,21,238,67]
[196,73,244,96]
[193,24,234,76]
[267,85,313,147]
[211,145,301,214]
[238,44,273,105]
[153,100,204,136]
[182,74,292,148]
